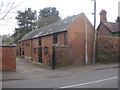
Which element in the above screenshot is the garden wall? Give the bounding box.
[0,45,16,72]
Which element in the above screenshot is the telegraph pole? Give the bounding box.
[94,0,96,30]
[92,0,96,63]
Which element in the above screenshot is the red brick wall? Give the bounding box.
[0,46,16,72]
[17,40,32,59]
[67,14,94,64]
[53,14,95,68]
[31,38,38,61]
[17,14,94,66]
[24,40,32,58]
[97,25,111,36]
[41,35,53,64]
[17,32,66,64]
[41,32,66,64]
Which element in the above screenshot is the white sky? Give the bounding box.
[0,0,119,35]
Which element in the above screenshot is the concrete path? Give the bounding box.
[2,57,118,81]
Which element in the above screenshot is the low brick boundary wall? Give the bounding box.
[97,36,119,62]
[0,45,16,72]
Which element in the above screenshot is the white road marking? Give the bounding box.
[60,76,118,88]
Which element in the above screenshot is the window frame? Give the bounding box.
[53,33,58,43]
[44,47,49,54]
[33,48,36,54]
[38,38,42,46]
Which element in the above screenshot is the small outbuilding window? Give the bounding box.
[38,38,42,46]
[44,47,49,54]
[28,43,29,46]
[33,48,36,54]
[53,33,58,43]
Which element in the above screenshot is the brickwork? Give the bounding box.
[17,14,95,67]
[99,10,107,23]
[40,32,66,64]
[31,38,38,61]
[24,40,32,58]
[97,25,111,36]
[17,32,66,64]
[53,14,94,67]
[0,46,16,72]
[67,14,94,64]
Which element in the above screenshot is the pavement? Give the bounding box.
[2,57,119,81]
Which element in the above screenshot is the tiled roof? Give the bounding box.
[103,22,119,33]
[18,13,83,42]
[98,22,119,33]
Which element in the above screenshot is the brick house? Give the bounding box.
[0,45,16,72]
[17,13,95,67]
[97,10,119,36]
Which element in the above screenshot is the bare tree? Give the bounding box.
[0,0,23,20]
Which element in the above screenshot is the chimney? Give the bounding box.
[100,9,107,23]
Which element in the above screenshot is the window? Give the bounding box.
[22,43,24,46]
[28,43,29,46]
[38,38,42,46]
[53,33,58,43]
[64,32,67,45]
[22,43,24,48]
[44,47,49,54]
[33,48,36,54]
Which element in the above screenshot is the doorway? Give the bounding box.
[38,47,42,63]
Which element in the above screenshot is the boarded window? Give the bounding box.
[53,33,58,43]
[38,38,42,46]
[33,48,36,54]
[44,47,49,54]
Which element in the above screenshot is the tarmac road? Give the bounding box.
[2,66,118,88]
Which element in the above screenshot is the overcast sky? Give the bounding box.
[0,0,119,35]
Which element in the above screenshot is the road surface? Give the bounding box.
[2,66,118,88]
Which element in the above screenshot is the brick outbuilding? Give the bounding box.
[0,45,16,72]
[17,13,95,68]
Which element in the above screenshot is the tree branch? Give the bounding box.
[1,1,14,19]
[0,0,3,14]
[0,1,24,20]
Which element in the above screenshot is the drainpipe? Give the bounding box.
[85,18,88,64]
